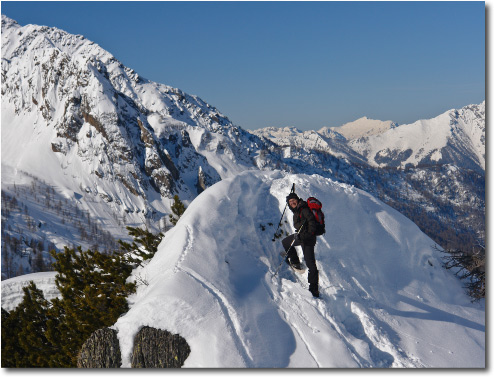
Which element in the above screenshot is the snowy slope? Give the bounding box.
[111,171,485,368]
[1,271,59,312]
[2,15,485,274]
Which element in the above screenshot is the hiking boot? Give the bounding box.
[309,286,320,298]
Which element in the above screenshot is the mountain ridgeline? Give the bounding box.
[1,15,485,279]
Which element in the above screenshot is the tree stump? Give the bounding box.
[77,328,121,368]
[131,326,191,368]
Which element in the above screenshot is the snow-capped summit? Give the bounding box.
[322,116,399,140]
[1,14,265,228]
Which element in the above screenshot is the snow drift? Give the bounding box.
[112,170,485,368]
[1,271,59,312]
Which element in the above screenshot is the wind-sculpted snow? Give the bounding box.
[112,171,485,368]
[1,171,485,367]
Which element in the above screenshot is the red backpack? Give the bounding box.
[307,197,325,236]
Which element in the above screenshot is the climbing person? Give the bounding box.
[282,192,320,298]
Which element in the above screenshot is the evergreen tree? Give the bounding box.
[44,298,70,367]
[16,282,54,367]
[2,230,148,367]
[118,226,164,267]
[32,250,46,272]
[1,307,26,367]
[169,195,186,226]
[49,246,136,366]
[1,282,54,367]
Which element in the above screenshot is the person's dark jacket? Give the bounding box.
[290,200,317,246]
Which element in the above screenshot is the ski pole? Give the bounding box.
[273,220,306,277]
[272,183,295,241]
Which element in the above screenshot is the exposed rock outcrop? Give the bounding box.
[131,326,191,368]
[77,328,121,368]
[78,326,191,368]
[197,166,208,194]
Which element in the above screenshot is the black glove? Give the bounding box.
[294,233,301,242]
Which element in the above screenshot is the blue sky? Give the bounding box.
[1,1,485,131]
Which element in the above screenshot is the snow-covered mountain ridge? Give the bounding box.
[1,14,265,204]
[254,103,485,173]
[1,14,283,278]
[250,126,368,164]
[1,15,270,230]
[348,103,485,172]
[3,171,484,367]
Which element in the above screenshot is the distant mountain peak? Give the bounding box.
[2,14,16,25]
[349,103,486,171]
[329,116,399,140]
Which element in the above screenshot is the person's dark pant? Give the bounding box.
[282,234,319,290]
